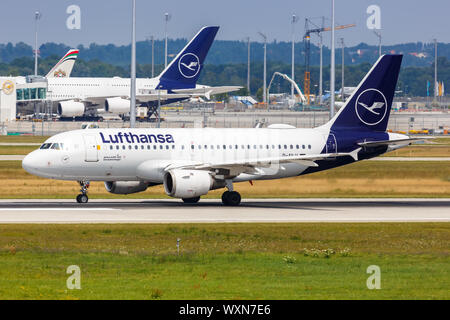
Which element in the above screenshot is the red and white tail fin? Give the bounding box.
[46,49,79,78]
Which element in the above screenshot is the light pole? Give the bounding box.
[247,37,250,95]
[130,0,136,128]
[340,38,345,100]
[291,14,298,99]
[258,32,267,107]
[374,31,382,57]
[434,38,438,101]
[319,16,324,105]
[164,13,171,69]
[330,0,335,118]
[151,35,154,78]
[34,11,41,76]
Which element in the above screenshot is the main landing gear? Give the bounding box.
[76,180,90,203]
[221,180,241,206]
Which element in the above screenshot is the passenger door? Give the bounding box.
[83,134,99,162]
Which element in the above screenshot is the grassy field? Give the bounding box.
[0,223,448,299]
[0,160,448,199]
[0,136,49,143]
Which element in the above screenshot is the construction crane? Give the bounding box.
[267,72,307,107]
[303,19,355,104]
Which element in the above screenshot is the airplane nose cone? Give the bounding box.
[22,152,35,174]
[22,151,45,176]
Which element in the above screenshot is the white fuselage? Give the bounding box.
[47,77,156,102]
[22,127,329,182]
[46,77,209,104]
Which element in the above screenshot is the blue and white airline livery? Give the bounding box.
[23,55,419,205]
[45,26,240,117]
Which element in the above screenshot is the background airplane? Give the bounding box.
[46,49,79,78]
[42,26,240,117]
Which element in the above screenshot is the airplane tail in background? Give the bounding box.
[327,54,403,132]
[157,26,219,89]
[46,49,79,78]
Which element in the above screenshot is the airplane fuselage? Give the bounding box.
[21,127,406,183]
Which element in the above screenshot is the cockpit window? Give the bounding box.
[40,143,52,149]
[50,143,61,150]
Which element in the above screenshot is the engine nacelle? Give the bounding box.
[105,97,130,114]
[163,170,214,199]
[104,181,149,194]
[57,100,85,117]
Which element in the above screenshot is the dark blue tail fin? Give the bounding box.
[157,26,219,90]
[328,54,402,132]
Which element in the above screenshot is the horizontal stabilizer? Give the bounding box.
[358,138,431,147]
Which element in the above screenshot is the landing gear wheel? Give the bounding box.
[182,196,200,204]
[222,191,241,206]
[76,180,90,204]
[76,194,88,203]
[221,191,230,203]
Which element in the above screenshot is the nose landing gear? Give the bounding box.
[76,180,90,203]
[221,180,241,206]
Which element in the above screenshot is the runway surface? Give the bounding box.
[0,198,448,223]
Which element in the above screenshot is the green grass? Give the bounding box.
[0,136,49,143]
[0,223,448,299]
[0,160,449,198]
[0,146,38,155]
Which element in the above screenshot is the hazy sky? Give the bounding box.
[0,0,448,47]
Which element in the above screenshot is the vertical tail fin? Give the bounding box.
[46,49,79,78]
[327,54,402,132]
[157,26,219,89]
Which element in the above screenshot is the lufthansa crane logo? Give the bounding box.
[355,88,388,126]
[178,53,200,78]
[2,80,14,95]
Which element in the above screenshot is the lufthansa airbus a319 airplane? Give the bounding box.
[22,54,419,205]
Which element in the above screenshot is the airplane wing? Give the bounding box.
[163,148,361,176]
[172,86,242,99]
[62,93,192,105]
[135,93,191,103]
[357,138,432,147]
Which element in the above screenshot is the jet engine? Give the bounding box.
[164,170,225,199]
[104,181,149,194]
[105,97,130,114]
[57,100,85,117]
